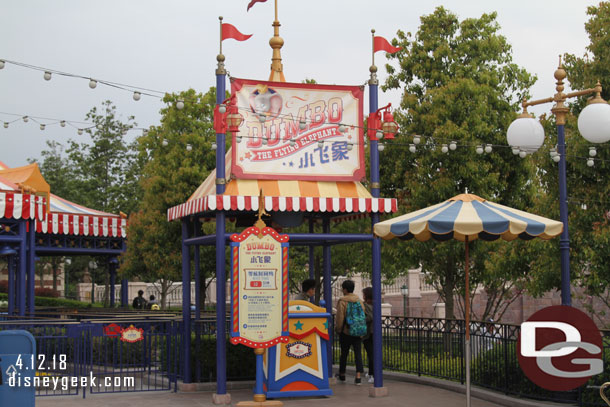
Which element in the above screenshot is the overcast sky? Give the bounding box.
[0,0,600,168]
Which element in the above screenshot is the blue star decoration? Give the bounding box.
[323,320,329,330]
[289,161,294,167]
[294,320,304,331]
[296,305,301,310]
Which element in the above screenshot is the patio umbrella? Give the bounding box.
[374,193,563,407]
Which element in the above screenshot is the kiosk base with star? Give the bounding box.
[264,300,333,398]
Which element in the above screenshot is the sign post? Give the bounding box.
[231,193,289,406]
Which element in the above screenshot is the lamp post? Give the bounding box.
[400,284,409,317]
[506,58,610,306]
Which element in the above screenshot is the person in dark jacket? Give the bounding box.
[132,290,147,309]
[295,279,316,302]
[362,287,374,383]
[334,279,364,385]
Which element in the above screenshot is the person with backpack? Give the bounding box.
[132,290,147,310]
[334,279,366,385]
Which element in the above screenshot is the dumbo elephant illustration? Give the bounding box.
[249,85,283,121]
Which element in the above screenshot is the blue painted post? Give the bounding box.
[121,279,128,307]
[322,218,333,378]
[181,219,192,383]
[369,61,385,390]
[215,48,228,396]
[18,220,27,316]
[557,124,571,306]
[308,219,315,281]
[109,259,117,307]
[253,349,265,399]
[27,219,35,314]
[194,240,201,319]
[7,255,15,315]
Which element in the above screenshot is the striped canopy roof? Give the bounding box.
[374,194,563,242]
[1,161,126,238]
[167,148,397,221]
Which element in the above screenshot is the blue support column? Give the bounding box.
[121,279,128,307]
[557,124,571,306]
[194,224,201,320]
[369,74,385,391]
[322,218,333,378]
[215,65,229,396]
[27,220,35,314]
[181,219,192,383]
[308,219,315,281]
[7,255,15,315]
[109,258,117,307]
[18,221,27,316]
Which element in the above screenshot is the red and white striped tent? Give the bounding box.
[167,149,397,222]
[0,161,127,238]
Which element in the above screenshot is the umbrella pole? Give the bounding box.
[465,236,471,407]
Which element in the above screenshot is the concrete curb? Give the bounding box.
[335,366,567,407]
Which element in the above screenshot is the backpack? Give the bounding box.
[345,301,367,337]
[132,296,147,309]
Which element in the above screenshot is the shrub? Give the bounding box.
[34,287,60,298]
[0,293,96,308]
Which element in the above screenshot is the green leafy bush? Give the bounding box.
[0,293,98,308]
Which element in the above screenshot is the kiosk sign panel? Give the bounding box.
[231,78,365,181]
[230,226,290,348]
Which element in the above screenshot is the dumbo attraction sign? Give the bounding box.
[231,78,365,181]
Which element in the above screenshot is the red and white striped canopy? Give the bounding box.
[0,191,47,221]
[167,149,397,221]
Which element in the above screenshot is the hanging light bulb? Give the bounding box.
[519,150,527,158]
[186,144,192,151]
[347,142,353,151]
[133,92,141,101]
[549,148,557,159]
[218,104,226,114]
[409,144,416,153]
[43,71,52,81]
[587,158,595,167]
[299,120,307,130]
[413,135,421,145]
[289,139,296,147]
[376,130,384,139]
[89,79,97,89]
[97,123,103,130]
[211,142,217,150]
[176,100,184,110]
[476,145,484,155]
[22,116,29,123]
[589,147,597,157]
[581,203,588,210]
[553,153,561,163]
[236,135,242,143]
[441,144,449,153]
[3,122,8,128]
[60,120,66,127]
[449,141,457,150]
[512,147,520,155]
[317,140,324,148]
[262,137,268,145]
[258,114,266,123]
[485,144,493,153]
[161,139,168,147]
[142,129,148,136]
[78,129,83,135]
[378,143,385,152]
[0,60,5,69]
[40,124,45,131]
[338,124,346,133]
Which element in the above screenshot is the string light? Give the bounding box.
[449,141,457,150]
[211,142,217,150]
[60,120,66,127]
[376,130,384,139]
[553,153,560,163]
[236,135,242,143]
[409,144,416,153]
[176,100,184,110]
[587,158,595,167]
[39,124,45,130]
[519,150,527,158]
[441,144,448,153]
[89,79,97,89]
[378,143,385,152]
[78,129,83,135]
[43,71,51,81]
[0,60,4,69]
[186,144,192,151]
[219,104,227,114]
[589,147,597,157]
[161,139,168,147]
[512,147,520,155]
[289,139,295,147]
[347,142,353,151]
[133,92,141,101]
[485,144,493,153]
[3,122,7,128]
[476,145,484,155]
[22,116,29,123]
[317,140,324,148]
[299,120,306,130]
[262,137,268,145]
[413,135,421,145]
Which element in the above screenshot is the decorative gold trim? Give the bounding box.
[371,182,380,189]
[215,178,226,185]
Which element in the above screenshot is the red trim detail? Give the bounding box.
[280,381,319,392]
[289,327,330,341]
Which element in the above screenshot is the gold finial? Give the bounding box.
[269,0,285,82]
[369,28,378,85]
[587,80,606,105]
[254,189,269,233]
[217,16,226,75]
[551,54,569,125]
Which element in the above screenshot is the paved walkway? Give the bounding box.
[36,378,504,407]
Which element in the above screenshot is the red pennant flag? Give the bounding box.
[221,23,253,42]
[373,36,401,54]
[247,0,268,11]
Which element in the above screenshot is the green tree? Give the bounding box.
[121,88,220,308]
[381,7,540,321]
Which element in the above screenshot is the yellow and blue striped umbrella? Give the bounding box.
[374,193,563,242]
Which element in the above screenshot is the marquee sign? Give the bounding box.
[230,78,365,181]
[230,226,290,348]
